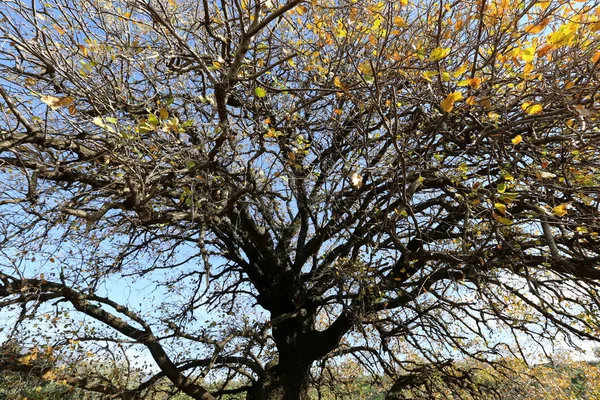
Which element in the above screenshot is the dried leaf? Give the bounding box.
[536,170,557,180]
[40,95,73,110]
[351,172,363,189]
[296,5,308,15]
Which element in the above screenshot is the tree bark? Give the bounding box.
[245,312,317,400]
[247,362,311,400]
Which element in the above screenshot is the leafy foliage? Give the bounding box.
[1,0,600,398]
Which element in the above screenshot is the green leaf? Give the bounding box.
[147,113,159,125]
[137,122,155,133]
[185,160,196,169]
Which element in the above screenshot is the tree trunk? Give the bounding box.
[247,362,311,400]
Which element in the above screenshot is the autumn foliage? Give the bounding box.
[1,0,600,399]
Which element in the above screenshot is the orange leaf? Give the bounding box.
[296,5,308,15]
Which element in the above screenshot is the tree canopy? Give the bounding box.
[1,0,600,398]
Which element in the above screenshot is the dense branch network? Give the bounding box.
[1,0,600,398]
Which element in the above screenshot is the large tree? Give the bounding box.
[1,0,600,398]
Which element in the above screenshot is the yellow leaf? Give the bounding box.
[492,212,512,225]
[523,63,534,77]
[393,16,407,27]
[547,23,577,47]
[255,87,266,98]
[428,46,451,62]
[495,203,507,215]
[591,51,600,64]
[19,355,32,365]
[371,15,383,31]
[449,91,463,101]
[552,203,568,217]
[441,72,451,81]
[335,20,347,38]
[511,135,523,145]
[456,77,482,89]
[333,76,349,92]
[440,91,462,113]
[42,370,58,381]
[521,45,536,62]
[453,64,468,77]
[521,102,543,114]
[422,70,438,81]
[488,112,500,121]
[466,96,476,106]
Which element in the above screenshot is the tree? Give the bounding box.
[1,0,600,398]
